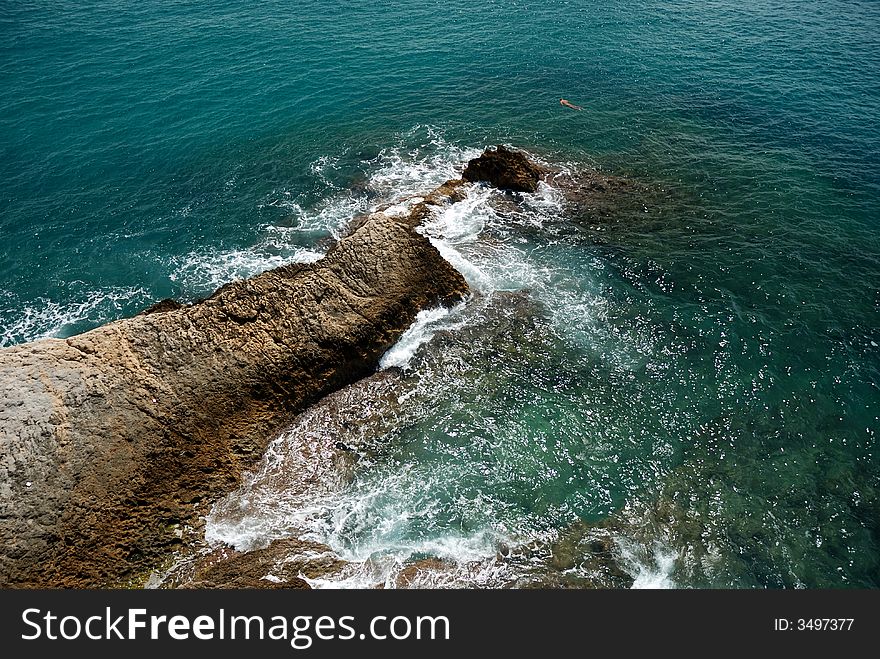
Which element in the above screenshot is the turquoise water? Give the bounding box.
[2,1,879,587]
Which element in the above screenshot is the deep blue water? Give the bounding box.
[2,0,879,587]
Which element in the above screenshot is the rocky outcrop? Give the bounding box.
[0,144,561,589]
[462,144,544,193]
[0,204,468,588]
[532,520,635,588]
[551,169,672,229]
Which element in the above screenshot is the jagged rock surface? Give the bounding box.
[0,211,468,588]
[462,144,544,193]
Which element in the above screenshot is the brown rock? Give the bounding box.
[395,558,452,588]
[462,145,544,193]
[140,298,185,315]
[424,179,468,205]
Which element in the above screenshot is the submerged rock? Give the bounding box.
[508,519,635,589]
[392,558,463,588]
[549,167,682,237]
[0,202,468,588]
[462,145,544,193]
[175,538,346,589]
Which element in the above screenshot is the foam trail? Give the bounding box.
[168,245,322,296]
[379,302,468,370]
[175,131,481,302]
[271,194,368,239]
[302,532,512,589]
[0,287,152,347]
[417,182,561,297]
[366,128,481,201]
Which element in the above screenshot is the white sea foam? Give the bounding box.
[378,301,468,370]
[0,287,151,347]
[417,183,555,295]
[366,127,481,201]
[302,532,513,590]
[415,172,653,369]
[204,414,357,552]
[203,360,522,587]
[273,193,368,239]
[174,132,480,302]
[522,180,566,222]
[309,154,343,189]
[618,540,679,589]
[631,558,678,589]
[422,184,493,242]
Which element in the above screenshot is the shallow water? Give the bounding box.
[2,1,879,587]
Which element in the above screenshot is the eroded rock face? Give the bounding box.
[0,210,468,588]
[462,145,544,193]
